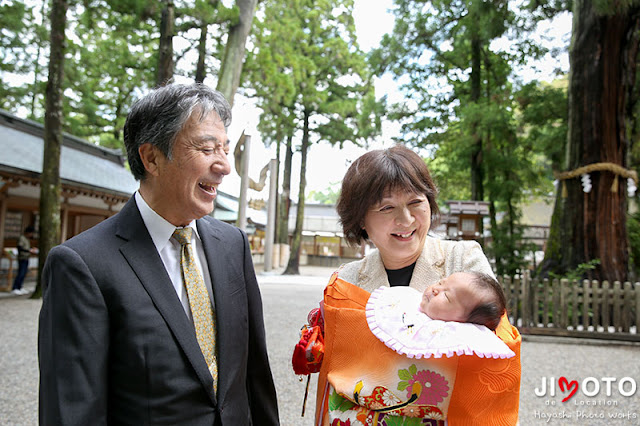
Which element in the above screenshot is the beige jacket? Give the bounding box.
[337,236,494,294]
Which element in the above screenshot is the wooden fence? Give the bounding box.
[499,273,640,342]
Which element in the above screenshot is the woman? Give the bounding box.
[310,145,520,425]
[336,144,493,291]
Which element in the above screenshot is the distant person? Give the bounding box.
[12,225,36,295]
[39,83,279,425]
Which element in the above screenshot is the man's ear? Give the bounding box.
[138,143,161,177]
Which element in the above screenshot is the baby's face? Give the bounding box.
[419,272,487,322]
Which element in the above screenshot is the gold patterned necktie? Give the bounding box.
[172,227,218,392]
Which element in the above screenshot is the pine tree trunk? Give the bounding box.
[216,0,258,106]
[157,0,174,86]
[195,23,207,83]
[33,0,68,298]
[284,112,309,275]
[489,200,501,272]
[30,0,47,119]
[469,19,483,201]
[543,1,640,281]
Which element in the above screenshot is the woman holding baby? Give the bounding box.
[308,144,521,425]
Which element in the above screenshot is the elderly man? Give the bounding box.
[39,84,279,425]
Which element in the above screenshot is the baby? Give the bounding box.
[419,271,506,331]
[366,272,513,359]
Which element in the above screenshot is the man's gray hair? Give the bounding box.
[124,83,232,180]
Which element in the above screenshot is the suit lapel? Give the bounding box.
[115,198,217,405]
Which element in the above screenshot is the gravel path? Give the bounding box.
[1,270,639,425]
[0,294,40,426]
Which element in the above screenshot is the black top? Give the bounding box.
[385,262,416,287]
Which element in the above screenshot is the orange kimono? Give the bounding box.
[314,274,521,426]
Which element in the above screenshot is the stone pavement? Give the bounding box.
[0,275,37,300]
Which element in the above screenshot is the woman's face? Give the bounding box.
[363,189,431,269]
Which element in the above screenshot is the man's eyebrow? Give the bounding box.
[196,135,229,146]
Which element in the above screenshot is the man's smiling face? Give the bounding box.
[143,110,231,226]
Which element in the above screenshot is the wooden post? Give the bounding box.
[237,134,251,231]
[521,272,528,328]
[552,278,561,327]
[582,280,590,331]
[635,282,640,334]
[513,275,520,326]
[593,280,601,331]
[612,281,622,332]
[622,282,632,332]
[503,275,515,325]
[0,193,6,254]
[60,202,69,243]
[263,159,277,272]
[543,278,550,327]
[572,280,579,329]
[510,275,520,325]
[602,281,610,332]
[559,279,568,328]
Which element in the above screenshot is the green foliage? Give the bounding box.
[548,259,601,281]
[1,0,241,151]
[428,153,471,203]
[396,364,418,392]
[516,80,568,172]
[488,216,537,276]
[371,0,570,274]
[246,0,382,273]
[246,0,382,151]
[627,210,640,277]
[371,0,523,147]
[57,1,159,149]
[524,0,573,18]
[593,0,640,16]
[0,0,47,115]
[307,183,340,205]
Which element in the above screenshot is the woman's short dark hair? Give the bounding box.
[336,144,439,246]
[123,83,232,180]
[466,273,507,331]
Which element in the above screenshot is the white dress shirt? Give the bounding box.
[135,191,215,320]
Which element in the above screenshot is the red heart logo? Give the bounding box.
[559,377,578,402]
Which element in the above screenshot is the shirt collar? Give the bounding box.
[135,191,200,251]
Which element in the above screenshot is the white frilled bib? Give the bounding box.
[366,286,516,359]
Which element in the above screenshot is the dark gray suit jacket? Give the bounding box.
[38,197,279,425]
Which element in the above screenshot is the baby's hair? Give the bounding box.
[466,273,507,331]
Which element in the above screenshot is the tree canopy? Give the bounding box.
[3,0,639,279]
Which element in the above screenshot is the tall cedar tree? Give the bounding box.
[542,1,640,281]
[157,0,174,86]
[372,0,553,274]
[34,0,69,297]
[216,0,258,106]
[246,0,381,274]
